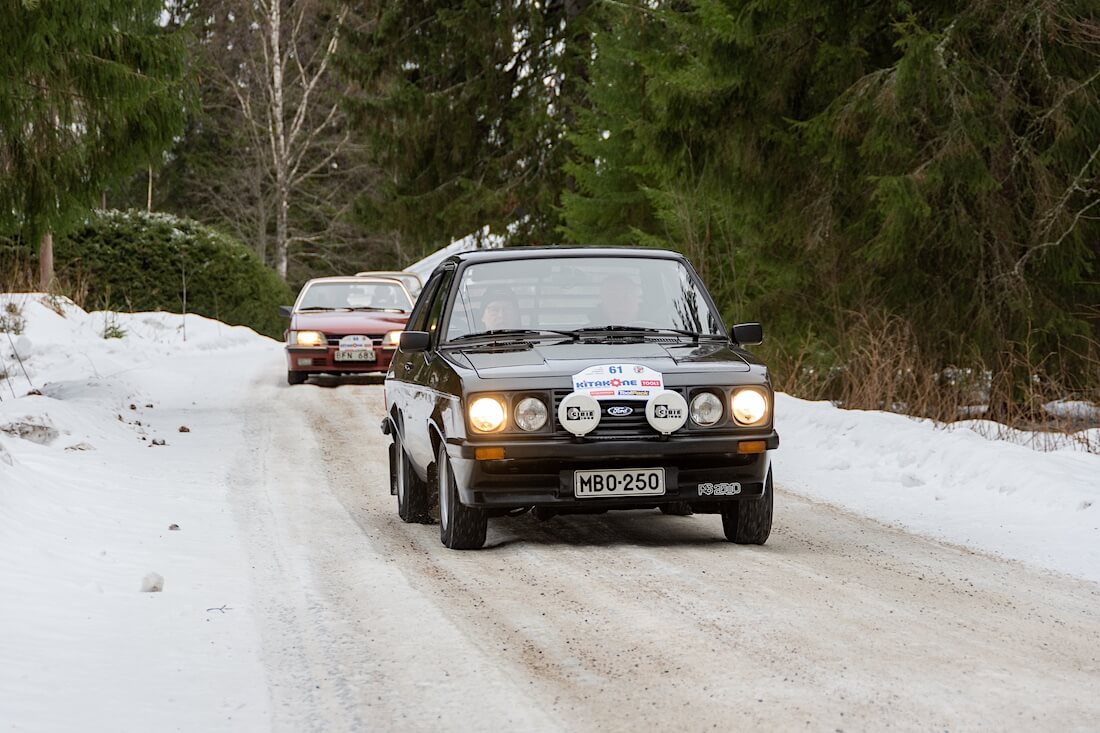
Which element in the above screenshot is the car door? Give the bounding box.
[399,265,455,471]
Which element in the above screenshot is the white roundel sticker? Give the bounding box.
[557,392,601,437]
[645,390,688,434]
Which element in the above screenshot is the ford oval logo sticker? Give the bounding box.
[607,405,633,417]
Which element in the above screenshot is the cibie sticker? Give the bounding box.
[571,364,664,401]
[557,392,601,437]
[645,390,688,434]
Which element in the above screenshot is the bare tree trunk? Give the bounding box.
[38,232,54,291]
[275,177,289,278]
[147,166,154,212]
[267,0,290,280]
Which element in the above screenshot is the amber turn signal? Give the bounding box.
[737,440,767,454]
[475,447,505,460]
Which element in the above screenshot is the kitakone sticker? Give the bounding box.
[571,363,664,401]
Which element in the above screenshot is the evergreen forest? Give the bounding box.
[2,0,1099,414]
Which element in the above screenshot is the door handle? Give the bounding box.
[403,362,413,371]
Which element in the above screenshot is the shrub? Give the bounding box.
[1,301,25,334]
[54,210,293,338]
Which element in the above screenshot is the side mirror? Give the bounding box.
[278,305,293,318]
[732,322,763,346]
[399,331,431,352]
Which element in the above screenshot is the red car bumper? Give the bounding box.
[286,346,395,375]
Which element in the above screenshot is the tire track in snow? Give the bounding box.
[242,375,1100,731]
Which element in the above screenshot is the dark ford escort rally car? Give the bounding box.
[382,247,778,549]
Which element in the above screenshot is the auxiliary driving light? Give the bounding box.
[645,390,689,435]
[557,392,601,437]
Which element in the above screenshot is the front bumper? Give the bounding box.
[286,346,394,374]
[447,431,778,509]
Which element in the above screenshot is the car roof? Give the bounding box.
[443,245,685,266]
[304,275,405,285]
[355,270,421,280]
[299,276,413,297]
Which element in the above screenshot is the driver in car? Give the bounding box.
[593,277,642,326]
[479,286,522,331]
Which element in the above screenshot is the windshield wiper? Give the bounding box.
[571,326,725,341]
[347,306,408,312]
[297,306,341,312]
[447,328,575,344]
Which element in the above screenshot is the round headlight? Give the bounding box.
[514,397,548,432]
[468,396,506,433]
[731,389,768,425]
[690,392,723,426]
[383,330,402,347]
[294,330,325,347]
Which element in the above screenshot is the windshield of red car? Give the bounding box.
[298,281,412,312]
[444,256,724,341]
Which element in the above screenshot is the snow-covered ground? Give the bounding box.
[2,294,1098,730]
[0,294,276,731]
[772,394,1100,582]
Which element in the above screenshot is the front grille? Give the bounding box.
[325,334,385,347]
[551,388,688,439]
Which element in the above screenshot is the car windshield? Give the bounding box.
[357,272,422,298]
[393,275,421,298]
[444,255,725,341]
[297,281,412,312]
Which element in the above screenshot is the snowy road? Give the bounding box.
[232,373,1100,731]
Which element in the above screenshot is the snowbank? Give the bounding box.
[0,293,280,731]
[774,394,1100,582]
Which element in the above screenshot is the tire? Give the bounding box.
[394,429,431,523]
[287,370,308,385]
[435,443,487,549]
[659,502,694,516]
[720,468,773,545]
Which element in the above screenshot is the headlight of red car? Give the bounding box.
[291,330,326,347]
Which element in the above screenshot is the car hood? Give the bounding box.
[455,340,750,379]
[291,311,408,335]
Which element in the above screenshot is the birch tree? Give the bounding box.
[220,0,356,280]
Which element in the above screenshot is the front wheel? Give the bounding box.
[287,370,308,385]
[720,468,773,544]
[435,443,487,549]
[393,429,431,523]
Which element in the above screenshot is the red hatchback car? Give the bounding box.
[281,276,412,385]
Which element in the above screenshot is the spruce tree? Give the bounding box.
[564,0,1100,390]
[0,0,189,287]
[337,1,593,257]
